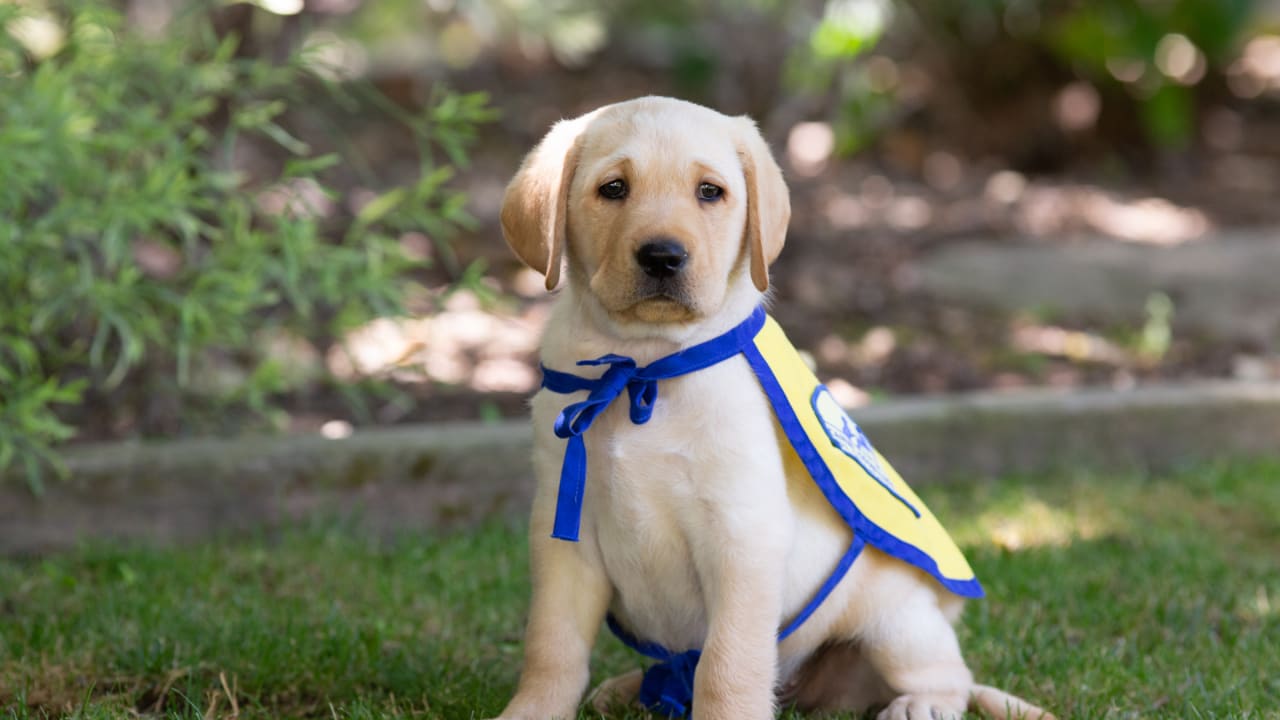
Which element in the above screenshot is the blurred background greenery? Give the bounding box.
[3,0,1280,489]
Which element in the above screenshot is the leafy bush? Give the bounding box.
[0,1,493,490]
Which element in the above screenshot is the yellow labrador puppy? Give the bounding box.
[491,96,1053,720]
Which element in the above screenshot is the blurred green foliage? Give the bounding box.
[882,0,1260,150]
[1047,0,1255,147]
[0,1,493,491]
[296,0,1267,156]
[788,0,895,154]
[329,0,1266,152]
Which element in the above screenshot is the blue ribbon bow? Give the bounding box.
[539,306,767,542]
[603,532,866,717]
[605,615,702,717]
[638,649,702,715]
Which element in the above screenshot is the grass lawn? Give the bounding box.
[2,458,1278,719]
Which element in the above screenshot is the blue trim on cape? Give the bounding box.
[741,342,984,599]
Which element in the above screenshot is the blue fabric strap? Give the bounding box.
[539,306,768,542]
[605,534,867,718]
[606,615,703,716]
[777,534,865,642]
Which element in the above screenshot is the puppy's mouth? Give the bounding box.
[618,283,699,323]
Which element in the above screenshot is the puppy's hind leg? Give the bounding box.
[847,577,1056,720]
[856,575,973,720]
[783,641,893,714]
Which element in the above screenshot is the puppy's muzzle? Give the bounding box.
[635,238,688,279]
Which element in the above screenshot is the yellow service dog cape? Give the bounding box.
[540,305,981,599]
[742,314,981,598]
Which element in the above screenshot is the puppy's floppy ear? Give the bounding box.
[501,112,597,291]
[734,117,791,292]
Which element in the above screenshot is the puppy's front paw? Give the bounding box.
[876,693,967,720]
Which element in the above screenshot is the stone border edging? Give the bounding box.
[3,381,1278,555]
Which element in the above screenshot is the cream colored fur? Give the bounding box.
[489,96,1054,720]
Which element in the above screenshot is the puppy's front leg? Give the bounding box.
[691,540,786,720]
[494,526,611,720]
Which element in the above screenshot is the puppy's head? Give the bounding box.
[501,96,790,326]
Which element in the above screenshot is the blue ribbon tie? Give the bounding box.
[638,649,701,717]
[604,532,866,718]
[606,614,701,717]
[546,355,655,541]
[540,307,767,542]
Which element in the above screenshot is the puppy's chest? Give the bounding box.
[585,377,716,520]
[582,363,770,516]
[569,363,790,645]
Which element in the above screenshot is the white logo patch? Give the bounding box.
[811,385,895,491]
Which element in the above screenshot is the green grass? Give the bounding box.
[2,458,1279,719]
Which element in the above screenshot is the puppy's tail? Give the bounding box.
[969,684,1056,720]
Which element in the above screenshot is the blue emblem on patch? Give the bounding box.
[811,385,895,492]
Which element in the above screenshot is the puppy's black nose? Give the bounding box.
[635,239,688,279]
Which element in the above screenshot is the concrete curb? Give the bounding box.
[4,381,1279,555]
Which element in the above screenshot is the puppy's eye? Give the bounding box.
[697,183,724,202]
[599,179,628,200]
